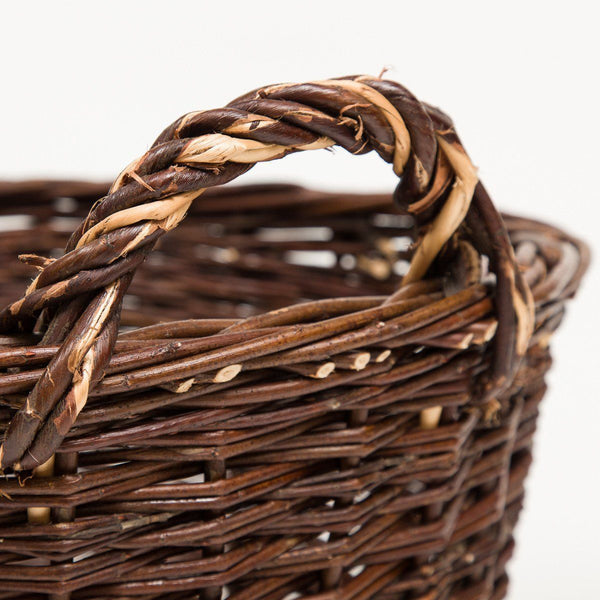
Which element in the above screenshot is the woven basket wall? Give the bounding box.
[0,76,589,600]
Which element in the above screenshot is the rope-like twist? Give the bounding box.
[0,75,534,471]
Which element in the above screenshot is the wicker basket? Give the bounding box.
[0,76,589,600]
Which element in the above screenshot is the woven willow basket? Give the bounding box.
[0,75,589,600]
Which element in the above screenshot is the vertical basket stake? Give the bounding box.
[27,454,54,524]
[203,459,226,600]
[29,455,75,599]
[52,452,78,600]
[420,406,444,430]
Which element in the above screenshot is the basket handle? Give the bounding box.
[0,75,533,471]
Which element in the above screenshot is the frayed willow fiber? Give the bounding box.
[0,75,589,599]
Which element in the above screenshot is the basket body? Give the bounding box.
[0,180,588,599]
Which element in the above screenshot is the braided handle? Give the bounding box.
[0,75,533,471]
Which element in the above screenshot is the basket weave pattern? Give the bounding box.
[0,76,589,599]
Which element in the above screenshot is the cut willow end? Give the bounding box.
[284,361,336,379]
[335,352,371,371]
[375,349,392,363]
[162,364,243,392]
[161,377,195,394]
[212,363,243,383]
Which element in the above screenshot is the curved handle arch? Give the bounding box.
[0,75,533,471]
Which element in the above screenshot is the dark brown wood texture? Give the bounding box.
[0,75,589,599]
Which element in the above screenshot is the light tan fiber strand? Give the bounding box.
[76,190,200,249]
[502,236,535,357]
[177,133,333,165]
[128,170,156,193]
[312,79,412,176]
[23,275,42,297]
[66,281,120,373]
[339,103,367,145]
[110,154,147,193]
[117,221,163,260]
[70,345,95,418]
[23,259,55,295]
[17,285,119,474]
[161,193,197,232]
[403,137,478,431]
[19,254,55,270]
[27,455,55,524]
[402,137,479,285]
[513,278,535,355]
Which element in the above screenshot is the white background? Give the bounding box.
[1,2,598,598]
